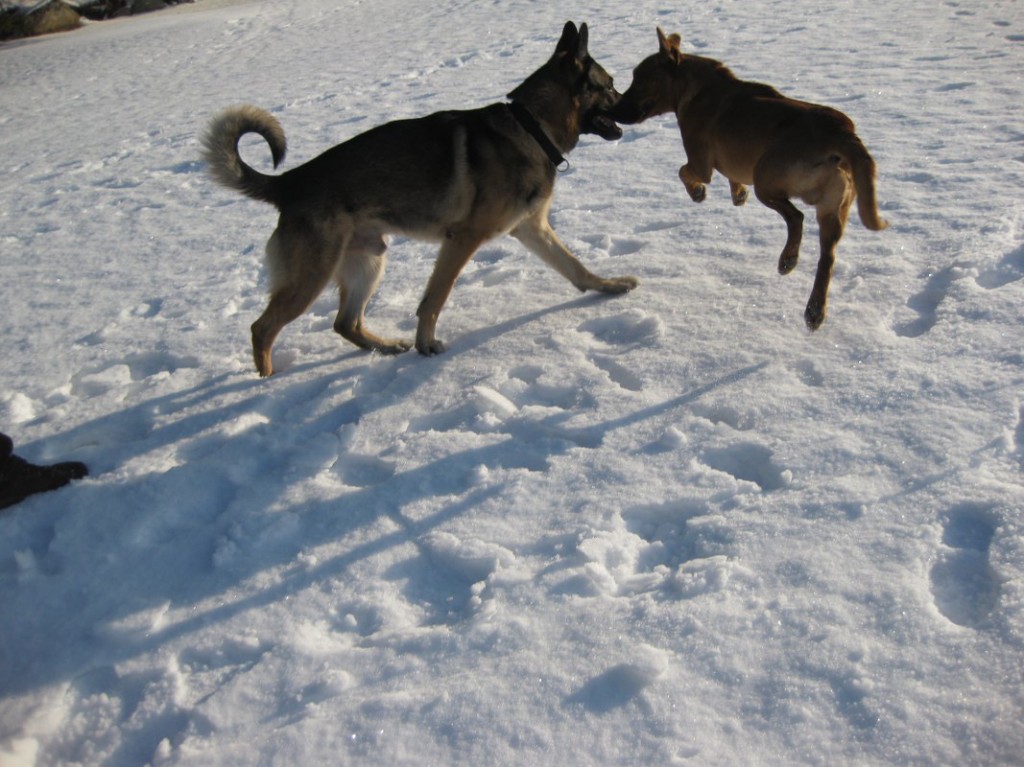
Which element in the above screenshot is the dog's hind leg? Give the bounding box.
[754,147,810,275]
[334,230,412,354]
[753,175,804,276]
[804,181,854,330]
[251,220,337,377]
[510,208,639,296]
[761,195,803,275]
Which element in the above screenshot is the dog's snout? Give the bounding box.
[606,94,646,125]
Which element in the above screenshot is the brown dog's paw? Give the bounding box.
[778,251,799,275]
[804,301,827,331]
[678,167,706,202]
[686,184,707,203]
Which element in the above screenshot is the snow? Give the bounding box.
[1,0,1022,764]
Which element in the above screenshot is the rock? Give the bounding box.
[0,0,191,38]
[72,0,128,21]
[132,0,168,13]
[0,1,81,40]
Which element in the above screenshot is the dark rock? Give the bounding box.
[0,0,191,38]
[0,1,81,40]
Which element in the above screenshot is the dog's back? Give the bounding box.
[612,27,886,330]
[201,21,636,376]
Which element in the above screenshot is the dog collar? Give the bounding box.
[508,102,568,170]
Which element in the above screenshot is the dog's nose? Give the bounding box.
[605,97,638,124]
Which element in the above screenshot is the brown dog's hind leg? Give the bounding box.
[805,189,853,330]
[754,146,810,275]
[804,213,840,330]
[754,186,804,275]
[334,231,412,355]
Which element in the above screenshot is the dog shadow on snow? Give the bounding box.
[1,292,766,702]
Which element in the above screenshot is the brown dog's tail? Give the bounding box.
[201,105,286,207]
[839,133,888,231]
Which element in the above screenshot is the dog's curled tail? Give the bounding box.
[201,105,286,206]
[840,134,888,231]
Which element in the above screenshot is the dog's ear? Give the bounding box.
[656,27,683,64]
[557,21,580,56]
[557,21,590,62]
[577,23,590,59]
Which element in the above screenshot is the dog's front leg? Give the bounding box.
[511,212,638,294]
[679,164,716,203]
[679,135,712,202]
[729,180,749,206]
[416,230,486,355]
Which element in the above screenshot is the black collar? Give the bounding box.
[507,101,567,169]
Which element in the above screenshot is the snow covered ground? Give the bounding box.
[1,0,1022,764]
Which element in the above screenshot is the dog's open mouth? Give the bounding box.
[584,111,623,141]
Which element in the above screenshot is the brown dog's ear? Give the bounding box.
[656,27,683,63]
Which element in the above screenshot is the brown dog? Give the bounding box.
[202,22,636,377]
[610,28,887,330]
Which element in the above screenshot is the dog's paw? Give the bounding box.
[678,165,706,202]
[778,250,799,275]
[598,276,640,294]
[732,187,749,206]
[416,338,447,356]
[804,301,827,331]
[377,339,414,355]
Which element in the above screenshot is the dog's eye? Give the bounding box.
[580,60,612,92]
[587,72,612,92]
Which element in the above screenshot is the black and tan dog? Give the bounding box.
[611,28,887,330]
[202,22,636,377]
